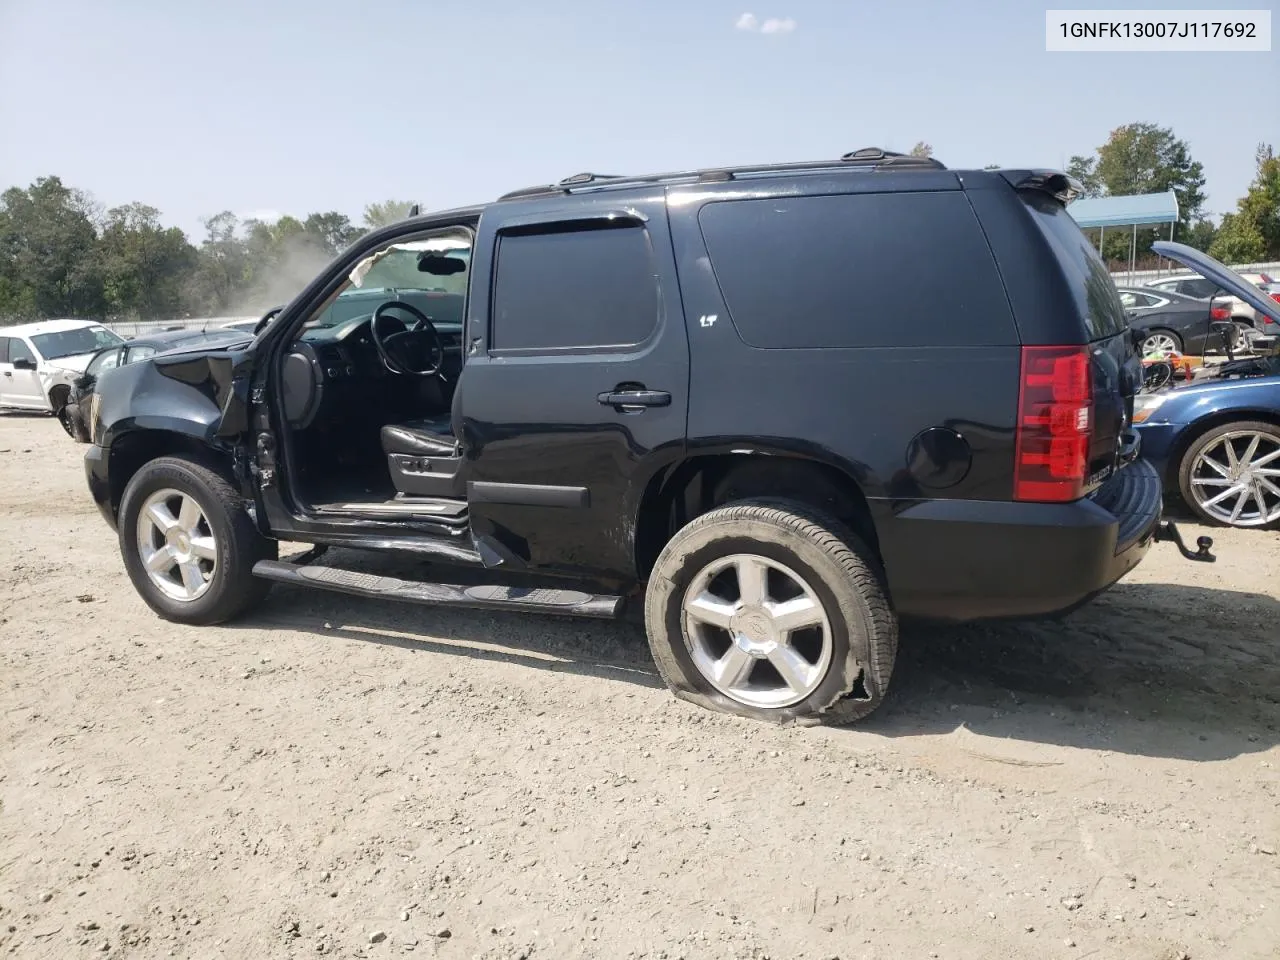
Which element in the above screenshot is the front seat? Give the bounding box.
[380,415,458,459]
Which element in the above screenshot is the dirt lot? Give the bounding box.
[1,413,1278,960]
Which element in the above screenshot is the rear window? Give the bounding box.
[697,191,1017,349]
[1024,193,1128,341]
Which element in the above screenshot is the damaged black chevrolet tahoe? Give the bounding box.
[84,149,1215,726]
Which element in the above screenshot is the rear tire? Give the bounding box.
[1141,329,1182,354]
[643,498,897,726]
[118,456,277,624]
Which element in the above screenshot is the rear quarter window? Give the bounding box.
[1024,193,1128,341]
[696,191,1017,349]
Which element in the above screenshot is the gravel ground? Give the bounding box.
[1,412,1278,960]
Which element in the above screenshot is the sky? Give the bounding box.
[1,0,1276,242]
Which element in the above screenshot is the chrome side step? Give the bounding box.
[251,560,624,619]
[314,498,466,519]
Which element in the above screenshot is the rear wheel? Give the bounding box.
[1178,421,1280,529]
[643,499,897,726]
[118,456,276,624]
[1141,329,1182,355]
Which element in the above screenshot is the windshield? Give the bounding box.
[1026,194,1129,341]
[309,242,472,330]
[31,325,123,361]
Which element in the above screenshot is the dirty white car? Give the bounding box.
[0,319,124,431]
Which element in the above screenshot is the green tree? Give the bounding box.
[908,141,933,159]
[303,211,362,255]
[0,176,105,321]
[1065,155,1103,198]
[1210,143,1280,262]
[362,199,416,230]
[1070,123,1206,264]
[1181,217,1218,253]
[96,203,196,320]
[1095,123,1206,228]
[182,211,253,315]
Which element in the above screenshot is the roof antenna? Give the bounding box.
[408,203,420,217]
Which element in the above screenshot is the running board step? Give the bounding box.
[251,560,623,619]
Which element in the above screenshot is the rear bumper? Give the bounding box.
[84,442,116,531]
[879,458,1163,622]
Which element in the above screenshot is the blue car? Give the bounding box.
[1133,242,1280,529]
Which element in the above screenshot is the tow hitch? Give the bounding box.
[1155,520,1216,563]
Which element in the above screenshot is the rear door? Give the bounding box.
[458,195,689,579]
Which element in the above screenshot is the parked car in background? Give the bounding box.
[60,327,252,442]
[219,319,261,334]
[1134,244,1280,529]
[0,319,125,432]
[1143,270,1276,334]
[1115,286,1237,354]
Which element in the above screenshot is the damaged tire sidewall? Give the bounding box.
[646,510,877,725]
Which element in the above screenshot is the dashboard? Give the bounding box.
[281,311,465,428]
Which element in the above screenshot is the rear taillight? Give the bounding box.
[1210,305,1230,320]
[1014,345,1094,502]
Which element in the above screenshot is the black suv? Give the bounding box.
[83,148,1212,726]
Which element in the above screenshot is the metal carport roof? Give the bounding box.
[1067,191,1179,228]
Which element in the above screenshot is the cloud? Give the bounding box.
[735,12,796,34]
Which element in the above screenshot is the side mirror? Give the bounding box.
[11,357,36,371]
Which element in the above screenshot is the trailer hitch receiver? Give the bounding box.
[1154,520,1215,563]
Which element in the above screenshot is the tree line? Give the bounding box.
[3,123,1278,325]
[0,186,415,324]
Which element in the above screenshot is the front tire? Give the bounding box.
[1178,421,1280,529]
[118,456,277,624]
[643,499,897,726]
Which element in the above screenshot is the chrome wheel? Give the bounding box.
[134,488,219,601]
[1141,332,1179,355]
[1188,431,1280,527]
[681,553,833,709]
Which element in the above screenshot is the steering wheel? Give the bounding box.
[370,300,446,377]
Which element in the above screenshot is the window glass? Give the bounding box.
[1019,193,1128,341]
[1179,277,1219,299]
[0,338,9,363]
[1118,292,1138,308]
[126,345,156,363]
[311,234,472,330]
[9,339,36,364]
[30,325,122,360]
[491,221,658,351]
[698,191,1018,349]
[86,348,122,376]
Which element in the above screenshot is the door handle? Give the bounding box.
[597,388,671,410]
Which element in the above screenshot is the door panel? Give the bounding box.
[0,339,46,408]
[458,194,689,579]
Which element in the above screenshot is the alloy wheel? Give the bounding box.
[1142,332,1179,355]
[1188,431,1280,527]
[134,488,219,601]
[681,553,833,709]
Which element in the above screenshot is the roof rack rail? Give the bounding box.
[497,150,947,200]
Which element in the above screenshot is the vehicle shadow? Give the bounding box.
[867,581,1280,761]
[237,548,1279,761]
[236,547,665,690]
